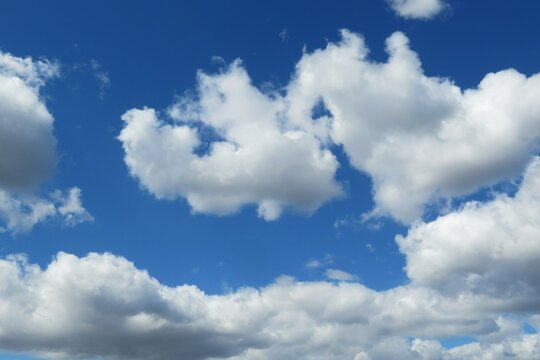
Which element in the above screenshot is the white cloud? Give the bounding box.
[304,259,323,269]
[121,31,540,224]
[397,157,540,302]
[53,187,94,227]
[289,31,540,223]
[89,59,110,99]
[49,159,540,359]
[324,268,359,282]
[0,251,538,360]
[119,62,342,220]
[104,32,540,359]
[447,334,540,360]
[304,254,334,269]
[0,50,92,234]
[388,0,446,19]
[0,190,56,234]
[0,187,93,234]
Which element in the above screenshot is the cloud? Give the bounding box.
[279,28,289,41]
[0,51,58,190]
[0,50,92,234]
[118,62,342,220]
[3,147,540,353]
[89,59,110,99]
[52,187,94,227]
[324,268,359,282]
[387,0,446,19]
[2,160,539,355]
[289,30,540,223]
[0,251,538,360]
[397,157,540,303]
[121,31,540,224]
[0,190,56,234]
[304,254,334,269]
[0,187,93,234]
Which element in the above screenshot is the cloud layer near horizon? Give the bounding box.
[120,31,540,223]
[3,158,540,359]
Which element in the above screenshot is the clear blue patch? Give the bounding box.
[311,98,332,119]
[523,323,538,334]
[441,336,476,349]
[0,353,43,360]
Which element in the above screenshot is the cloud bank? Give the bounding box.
[2,160,540,358]
[0,51,92,234]
[119,64,342,221]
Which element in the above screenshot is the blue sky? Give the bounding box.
[1,1,540,359]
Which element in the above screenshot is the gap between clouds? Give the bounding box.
[119,30,540,224]
[2,157,540,359]
[0,51,92,234]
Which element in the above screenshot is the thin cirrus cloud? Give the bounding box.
[387,0,447,19]
[324,268,359,282]
[0,51,92,234]
[3,161,540,360]
[0,187,92,234]
[120,31,540,224]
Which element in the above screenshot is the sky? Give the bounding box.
[0,0,540,359]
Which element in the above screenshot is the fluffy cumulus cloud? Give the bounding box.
[99,31,540,359]
[119,63,342,220]
[288,31,540,223]
[387,0,446,19]
[397,157,540,302]
[324,268,359,282]
[0,51,92,234]
[120,31,540,224]
[0,249,538,360]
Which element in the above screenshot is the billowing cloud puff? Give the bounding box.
[397,157,540,301]
[119,63,342,220]
[121,31,540,224]
[0,250,538,360]
[289,31,540,222]
[0,51,92,234]
[387,0,446,19]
